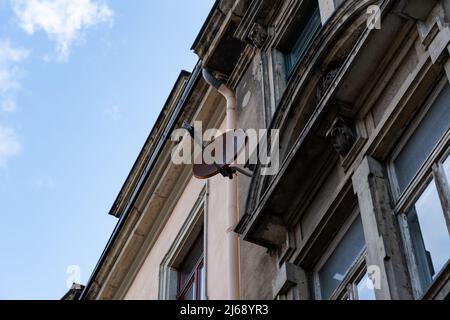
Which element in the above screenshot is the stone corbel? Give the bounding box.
[248,23,268,49]
[327,116,357,157]
[234,0,282,50]
[326,115,368,170]
[316,68,340,104]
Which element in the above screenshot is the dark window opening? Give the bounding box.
[283,1,322,75]
[316,215,375,300]
[393,84,450,194]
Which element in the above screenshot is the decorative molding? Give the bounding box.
[248,23,268,49]
[326,115,369,171]
[234,0,283,50]
[327,116,357,157]
[316,63,343,104]
[234,0,265,41]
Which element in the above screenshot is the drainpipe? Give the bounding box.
[202,68,240,300]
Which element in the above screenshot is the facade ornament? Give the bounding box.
[316,62,343,104]
[327,116,357,157]
[248,23,268,49]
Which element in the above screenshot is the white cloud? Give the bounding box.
[0,68,18,93]
[0,39,29,63]
[0,125,21,167]
[0,40,29,113]
[12,0,114,61]
[0,40,29,92]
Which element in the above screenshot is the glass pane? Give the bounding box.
[319,216,365,300]
[179,234,203,288]
[444,155,450,182]
[356,273,376,300]
[408,180,450,290]
[181,281,196,301]
[285,2,321,74]
[199,263,206,300]
[394,84,450,193]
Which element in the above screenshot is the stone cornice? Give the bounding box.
[109,71,191,218]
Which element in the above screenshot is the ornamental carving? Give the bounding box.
[327,117,357,157]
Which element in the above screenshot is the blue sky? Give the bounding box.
[0,0,214,300]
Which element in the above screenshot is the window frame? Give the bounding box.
[158,185,208,300]
[261,0,325,123]
[335,258,372,300]
[387,77,450,298]
[177,258,204,300]
[388,78,450,206]
[313,210,370,300]
[283,1,322,76]
[176,233,205,301]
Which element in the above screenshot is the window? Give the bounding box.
[315,214,375,300]
[390,79,450,297]
[284,1,322,75]
[406,179,450,290]
[177,233,205,300]
[392,83,450,194]
[158,187,207,300]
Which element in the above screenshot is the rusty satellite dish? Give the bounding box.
[193,129,247,180]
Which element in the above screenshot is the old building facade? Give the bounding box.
[79,0,450,300]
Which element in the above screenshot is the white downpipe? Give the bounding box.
[202,67,240,300]
[217,84,240,300]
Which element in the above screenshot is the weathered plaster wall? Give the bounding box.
[124,119,231,300]
[124,176,206,300]
[235,53,278,300]
[205,117,233,299]
[236,52,266,219]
